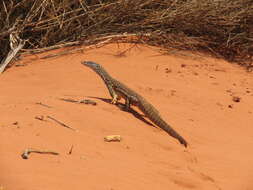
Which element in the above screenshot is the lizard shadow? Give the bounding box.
[87,96,157,128]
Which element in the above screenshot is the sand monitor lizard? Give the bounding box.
[81,61,188,147]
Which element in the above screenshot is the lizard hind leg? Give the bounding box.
[122,97,131,111]
[107,84,121,104]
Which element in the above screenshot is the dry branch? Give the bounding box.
[0,40,25,73]
[35,102,52,108]
[59,98,97,105]
[47,115,77,131]
[21,148,59,159]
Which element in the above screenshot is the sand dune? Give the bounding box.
[1,44,253,190]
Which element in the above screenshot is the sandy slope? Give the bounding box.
[1,44,253,190]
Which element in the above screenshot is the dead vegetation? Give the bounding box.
[0,0,253,67]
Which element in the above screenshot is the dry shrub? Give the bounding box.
[0,0,253,66]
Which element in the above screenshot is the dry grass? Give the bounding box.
[0,0,253,67]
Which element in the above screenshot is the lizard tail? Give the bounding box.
[152,116,188,147]
[139,100,188,147]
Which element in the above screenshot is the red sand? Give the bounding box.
[1,44,253,190]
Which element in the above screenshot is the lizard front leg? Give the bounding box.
[107,84,120,104]
[111,93,119,104]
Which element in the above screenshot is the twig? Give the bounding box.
[79,99,97,105]
[90,33,151,41]
[21,148,59,159]
[15,63,26,67]
[59,98,79,103]
[22,41,81,54]
[36,102,52,108]
[47,115,77,131]
[68,145,74,155]
[59,98,97,105]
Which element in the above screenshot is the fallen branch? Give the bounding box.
[79,99,97,106]
[21,148,59,159]
[47,115,77,131]
[59,98,97,105]
[68,145,74,155]
[58,98,78,103]
[0,40,25,73]
[35,102,52,108]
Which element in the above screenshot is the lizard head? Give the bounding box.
[81,61,102,71]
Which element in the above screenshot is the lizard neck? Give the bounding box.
[93,66,114,83]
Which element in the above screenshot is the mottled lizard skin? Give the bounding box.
[82,61,188,147]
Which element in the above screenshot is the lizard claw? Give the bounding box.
[111,99,117,104]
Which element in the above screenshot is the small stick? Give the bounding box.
[59,98,97,105]
[68,145,74,155]
[15,63,26,67]
[47,115,77,131]
[79,99,97,105]
[36,102,52,108]
[58,98,79,103]
[21,148,59,159]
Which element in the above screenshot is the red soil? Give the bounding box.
[1,44,253,190]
